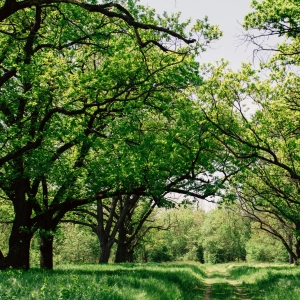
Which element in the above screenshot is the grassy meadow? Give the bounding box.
[0,262,299,300]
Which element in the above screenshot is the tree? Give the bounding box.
[201,207,251,263]
[63,195,159,263]
[234,164,300,264]
[114,197,157,263]
[245,223,288,263]
[60,88,239,264]
[195,0,300,264]
[0,0,221,269]
[197,60,300,264]
[243,0,300,56]
[139,206,205,262]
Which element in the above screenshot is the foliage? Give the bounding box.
[244,0,300,39]
[0,0,221,269]
[1,204,288,266]
[139,206,205,262]
[245,228,288,263]
[197,56,300,262]
[201,207,251,264]
[54,224,99,265]
[148,246,174,263]
[28,224,99,267]
[0,223,11,257]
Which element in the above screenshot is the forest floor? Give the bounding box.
[0,262,300,299]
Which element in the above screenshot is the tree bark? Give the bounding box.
[0,250,4,261]
[4,224,33,269]
[0,177,34,270]
[288,233,293,264]
[115,243,129,263]
[115,224,135,263]
[40,234,54,269]
[99,241,114,263]
[115,223,128,263]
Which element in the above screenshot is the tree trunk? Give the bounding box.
[1,178,33,270]
[127,249,134,262]
[294,224,300,266]
[288,233,293,264]
[115,224,128,263]
[0,250,4,261]
[294,237,300,266]
[40,234,54,269]
[115,243,128,263]
[4,224,33,269]
[97,227,114,263]
[0,251,8,269]
[99,242,113,263]
[115,232,135,263]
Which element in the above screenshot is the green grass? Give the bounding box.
[0,262,205,300]
[226,264,300,300]
[0,262,300,300]
[210,282,240,300]
[203,263,300,300]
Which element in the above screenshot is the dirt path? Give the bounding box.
[234,285,251,300]
[201,266,252,300]
[202,282,251,300]
[203,284,212,300]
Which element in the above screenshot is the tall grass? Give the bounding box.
[202,263,300,300]
[0,262,299,300]
[226,264,300,300]
[0,262,205,300]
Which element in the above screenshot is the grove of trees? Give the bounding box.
[1,0,300,269]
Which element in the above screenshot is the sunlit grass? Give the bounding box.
[0,262,205,300]
[0,262,299,300]
[203,263,300,300]
[228,264,300,300]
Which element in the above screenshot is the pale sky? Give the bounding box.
[139,0,256,69]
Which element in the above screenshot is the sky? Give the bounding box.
[139,0,256,69]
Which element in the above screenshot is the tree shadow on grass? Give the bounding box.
[25,265,206,300]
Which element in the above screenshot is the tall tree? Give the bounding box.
[63,194,156,263]
[60,89,237,264]
[197,61,300,262]
[0,0,221,269]
[196,0,300,264]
